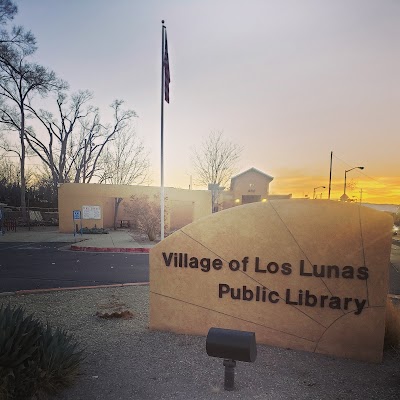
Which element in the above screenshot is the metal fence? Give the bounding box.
[1,207,59,230]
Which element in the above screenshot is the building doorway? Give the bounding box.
[242,195,261,204]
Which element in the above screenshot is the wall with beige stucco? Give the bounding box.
[58,183,211,233]
[150,200,393,363]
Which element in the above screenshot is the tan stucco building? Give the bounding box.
[58,168,291,233]
[221,167,292,210]
[58,183,212,233]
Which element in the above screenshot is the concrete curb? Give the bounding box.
[1,282,150,296]
[70,245,151,253]
[0,292,17,297]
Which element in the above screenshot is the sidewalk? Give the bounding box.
[0,226,155,253]
[1,225,399,250]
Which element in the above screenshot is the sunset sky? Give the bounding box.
[12,0,400,204]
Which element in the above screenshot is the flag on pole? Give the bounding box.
[163,32,170,103]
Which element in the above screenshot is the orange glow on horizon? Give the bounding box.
[174,173,398,205]
[270,176,400,204]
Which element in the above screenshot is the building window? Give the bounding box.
[248,183,255,193]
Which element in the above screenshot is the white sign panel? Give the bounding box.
[82,205,101,220]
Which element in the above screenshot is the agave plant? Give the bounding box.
[0,304,42,398]
[0,304,41,369]
[0,304,84,399]
[37,323,84,394]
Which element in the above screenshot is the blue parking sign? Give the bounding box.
[73,210,81,220]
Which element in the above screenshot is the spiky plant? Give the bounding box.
[0,304,84,399]
[0,304,42,399]
[37,324,84,394]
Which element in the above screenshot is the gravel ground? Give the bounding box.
[1,286,399,400]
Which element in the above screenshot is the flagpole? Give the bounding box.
[160,20,165,240]
[328,151,332,200]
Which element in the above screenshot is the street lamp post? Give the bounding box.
[313,186,326,199]
[344,166,364,196]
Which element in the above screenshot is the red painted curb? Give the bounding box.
[15,282,150,295]
[70,245,151,253]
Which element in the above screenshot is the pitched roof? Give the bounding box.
[231,167,274,182]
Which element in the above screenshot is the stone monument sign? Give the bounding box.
[150,200,392,362]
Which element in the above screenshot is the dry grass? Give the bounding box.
[384,298,400,349]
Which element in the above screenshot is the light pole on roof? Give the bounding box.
[313,186,326,199]
[344,166,364,197]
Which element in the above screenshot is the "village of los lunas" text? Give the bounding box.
[162,252,369,315]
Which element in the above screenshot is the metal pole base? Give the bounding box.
[223,359,236,391]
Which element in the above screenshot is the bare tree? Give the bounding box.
[24,90,94,191]
[0,150,19,205]
[124,194,168,241]
[0,0,16,21]
[0,150,19,184]
[193,131,242,187]
[0,0,35,53]
[193,131,242,211]
[0,32,65,215]
[71,100,137,184]
[0,0,16,32]
[97,126,150,230]
[98,128,149,186]
[24,94,138,200]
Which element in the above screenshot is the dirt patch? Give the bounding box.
[96,294,135,319]
[96,310,134,319]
